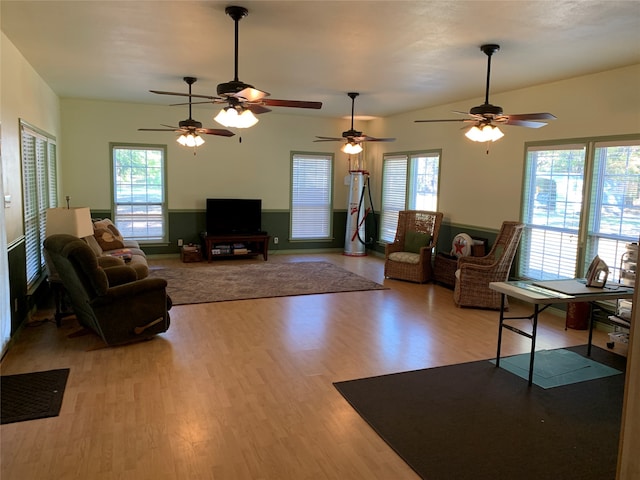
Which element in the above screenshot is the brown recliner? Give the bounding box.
[44,234,171,346]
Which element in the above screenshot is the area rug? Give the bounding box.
[334,345,626,480]
[490,348,622,388]
[1,368,70,424]
[149,261,387,305]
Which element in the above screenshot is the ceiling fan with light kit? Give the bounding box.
[148,5,322,130]
[314,92,395,154]
[138,76,235,151]
[415,44,556,143]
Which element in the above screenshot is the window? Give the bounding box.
[380,151,441,243]
[111,144,167,243]
[519,136,640,281]
[20,121,57,288]
[290,152,333,240]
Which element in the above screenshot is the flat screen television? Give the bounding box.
[206,198,263,235]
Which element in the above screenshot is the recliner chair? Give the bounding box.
[44,234,171,346]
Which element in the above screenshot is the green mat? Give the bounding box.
[491,348,621,388]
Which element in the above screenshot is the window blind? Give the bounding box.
[519,137,639,281]
[291,153,333,240]
[20,122,57,288]
[111,145,167,242]
[380,155,407,243]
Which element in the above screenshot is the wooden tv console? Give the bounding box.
[203,233,271,262]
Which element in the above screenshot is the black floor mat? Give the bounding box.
[1,368,70,424]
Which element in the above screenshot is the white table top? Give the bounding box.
[489,279,634,305]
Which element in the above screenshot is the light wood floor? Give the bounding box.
[0,252,622,480]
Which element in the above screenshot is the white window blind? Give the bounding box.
[519,137,640,281]
[380,155,407,243]
[380,151,441,243]
[20,122,57,288]
[291,153,333,240]
[111,144,167,243]
[585,139,640,280]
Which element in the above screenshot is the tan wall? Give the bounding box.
[1,32,61,243]
[60,98,353,211]
[370,64,640,230]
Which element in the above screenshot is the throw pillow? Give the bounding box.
[404,231,431,254]
[93,218,124,241]
[94,227,125,251]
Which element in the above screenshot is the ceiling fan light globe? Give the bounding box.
[342,142,363,154]
[214,107,237,127]
[177,133,204,147]
[214,107,258,129]
[237,109,259,128]
[465,124,504,142]
[464,126,483,142]
[489,125,504,141]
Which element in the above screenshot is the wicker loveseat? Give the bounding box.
[384,210,443,283]
[453,221,524,310]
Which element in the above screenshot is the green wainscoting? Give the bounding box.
[92,210,350,255]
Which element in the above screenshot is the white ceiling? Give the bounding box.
[2,1,640,119]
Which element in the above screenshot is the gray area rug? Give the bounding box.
[149,261,387,305]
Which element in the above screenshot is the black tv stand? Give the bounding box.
[203,233,271,262]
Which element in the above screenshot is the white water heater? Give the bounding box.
[344,170,368,256]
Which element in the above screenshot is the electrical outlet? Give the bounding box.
[177,239,183,247]
[274,237,279,244]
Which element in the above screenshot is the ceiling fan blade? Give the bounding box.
[198,128,236,137]
[150,90,217,100]
[361,136,396,142]
[232,87,269,102]
[262,99,323,109]
[414,119,468,123]
[138,128,180,132]
[504,112,557,121]
[245,104,271,114]
[170,100,221,107]
[314,136,343,142]
[160,124,179,129]
[502,119,549,128]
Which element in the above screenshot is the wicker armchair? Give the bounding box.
[384,210,443,283]
[453,221,524,309]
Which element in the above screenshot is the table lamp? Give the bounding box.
[45,207,93,238]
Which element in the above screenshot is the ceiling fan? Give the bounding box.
[415,44,556,142]
[149,6,322,129]
[139,77,235,149]
[314,92,395,154]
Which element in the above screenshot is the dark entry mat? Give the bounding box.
[1,368,70,424]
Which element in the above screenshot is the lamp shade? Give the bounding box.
[46,207,94,238]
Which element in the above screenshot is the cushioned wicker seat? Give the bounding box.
[384,210,443,283]
[453,221,524,310]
